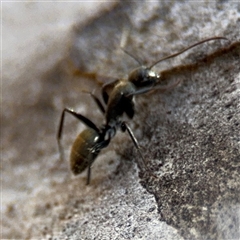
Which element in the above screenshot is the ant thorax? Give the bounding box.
[105,80,136,127]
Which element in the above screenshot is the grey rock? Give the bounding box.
[2,1,240,239]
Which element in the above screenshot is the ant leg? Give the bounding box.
[120,122,146,172]
[57,108,99,141]
[57,108,101,184]
[82,90,105,114]
[151,78,182,93]
[87,164,91,185]
[121,122,141,151]
[102,79,120,104]
[121,122,158,180]
[126,79,182,97]
[57,108,99,163]
[85,136,112,185]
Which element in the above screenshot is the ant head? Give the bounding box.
[128,66,160,89]
[121,48,160,89]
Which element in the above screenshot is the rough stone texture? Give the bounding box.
[2,1,240,240]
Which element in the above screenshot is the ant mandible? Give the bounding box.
[57,36,227,185]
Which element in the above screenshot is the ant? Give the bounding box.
[57,36,227,185]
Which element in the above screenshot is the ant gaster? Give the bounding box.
[57,37,227,185]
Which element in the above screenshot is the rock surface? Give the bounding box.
[2,1,240,239]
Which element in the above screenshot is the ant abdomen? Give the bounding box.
[70,128,100,175]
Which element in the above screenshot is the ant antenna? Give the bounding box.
[120,26,143,66]
[121,47,143,66]
[149,36,228,69]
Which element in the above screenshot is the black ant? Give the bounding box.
[57,36,227,185]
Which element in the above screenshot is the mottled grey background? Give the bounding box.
[2,1,240,239]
